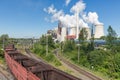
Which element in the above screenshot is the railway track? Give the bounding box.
[56,53,102,80]
[25,49,44,63]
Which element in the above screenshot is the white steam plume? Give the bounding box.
[70,0,86,14]
[44,0,103,28]
[83,12,103,25]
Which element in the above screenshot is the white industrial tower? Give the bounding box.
[84,27,91,40]
[61,27,67,41]
[94,24,104,38]
[69,27,76,36]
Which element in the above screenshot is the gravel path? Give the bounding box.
[0,64,15,80]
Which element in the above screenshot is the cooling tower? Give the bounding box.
[94,24,104,38]
[84,27,91,40]
[61,27,67,41]
[69,27,76,36]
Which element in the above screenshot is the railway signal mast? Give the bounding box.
[91,24,94,50]
[46,34,48,56]
[2,38,4,49]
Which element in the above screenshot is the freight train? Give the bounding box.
[4,44,81,80]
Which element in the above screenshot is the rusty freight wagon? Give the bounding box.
[4,44,81,80]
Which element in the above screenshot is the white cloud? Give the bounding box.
[51,10,64,22]
[59,14,75,27]
[43,4,64,23]
[79,19,89,28]
[66,0,71,6]
[44,0,103,28]
[44,4,57,14]
[59,14,88,28]
[70,0,86,14]
[83,12,103,25]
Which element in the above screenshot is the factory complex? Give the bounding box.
[47,21,104,42]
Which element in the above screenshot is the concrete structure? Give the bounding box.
[61,27,67,41]
[69,27,76,36]
[94,24,104,38]
[84,27,91,40]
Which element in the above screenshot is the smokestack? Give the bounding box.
[94,24,104,38]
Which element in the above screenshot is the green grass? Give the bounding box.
[32,45,62,67]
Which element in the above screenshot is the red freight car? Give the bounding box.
[4,44,81,80]
[4,44,40,80]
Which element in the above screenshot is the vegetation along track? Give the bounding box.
[25,49,82,80]
[55,53,102,80]
[25,48,102,80]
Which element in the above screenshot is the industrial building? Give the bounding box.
[48,21,104,42]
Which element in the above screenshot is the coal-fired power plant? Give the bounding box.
[56,21,104,42]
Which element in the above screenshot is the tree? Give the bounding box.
[106,25,117,46]
[63,40,76,52]
[0,34,9,48]
[100,36,106,40]
[118,37,120,40]
[40,35,46,47]
[78,28,89,52]
[78,28,88,43]
[48,35,55,48]
[87,50,107,68]
[88,25,95,51]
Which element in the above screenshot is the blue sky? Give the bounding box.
[0,0,120,38]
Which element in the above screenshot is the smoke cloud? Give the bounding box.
[44,0,103,28]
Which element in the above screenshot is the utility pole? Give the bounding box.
[60,42,63,55]
[76,11,79,39]
[78,43,80,63]
[2,38,4,49]
[91,24,94,50]
[76,8,80,63]
[32,37,34,49]
[46,34,48,56]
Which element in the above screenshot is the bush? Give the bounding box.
[33,43,62,67]
[0,49,4,58]
[112,72,119,79]
[63,40,76,52]
[88,49,108,68]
